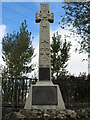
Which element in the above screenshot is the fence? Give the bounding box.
[2,77,37,106]
[53,77,90,108]
[2,77,90,108]
[61,80,89,103]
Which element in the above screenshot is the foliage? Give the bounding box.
[2,20,34,78]
[61,2,90,53]
[52,74,90,104]
[51,32,71,78]
[2,77,31,103]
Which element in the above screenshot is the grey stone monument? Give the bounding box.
[24,4,65,110]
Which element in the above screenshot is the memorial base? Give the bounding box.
[24,81,65,110]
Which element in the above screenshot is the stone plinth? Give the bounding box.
[24,82,65,110]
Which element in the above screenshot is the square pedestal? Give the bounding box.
[24,82,65,110]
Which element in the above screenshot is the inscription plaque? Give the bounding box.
[32,86,58,105]
[39,68,50,81]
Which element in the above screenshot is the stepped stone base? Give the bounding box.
[24,81,65,110]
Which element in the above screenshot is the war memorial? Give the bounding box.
[3,3,90,120]
[24,4,65,110]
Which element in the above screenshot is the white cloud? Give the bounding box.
[0,25,7,66]
[67,52,88,76]
[31,35,39,77]
[0,25,6,40]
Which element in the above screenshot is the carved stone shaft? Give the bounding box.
[35,4,54,81]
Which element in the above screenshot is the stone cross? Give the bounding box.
[35,4,54,81]
[24,4,65,110]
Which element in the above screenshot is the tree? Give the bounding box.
[2,20,34,78]
[61,2,90,53]
[51,32,71,79]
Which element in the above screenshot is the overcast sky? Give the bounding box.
[0,2,88,77]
